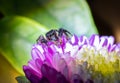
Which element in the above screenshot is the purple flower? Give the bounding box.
[23,34,120,83]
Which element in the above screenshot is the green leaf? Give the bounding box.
[44,0,98,36]
[0,0,98,36]
[16,76,30,83]
[0,0,61,29]
[26,0,98,36]
[0,16,49,74]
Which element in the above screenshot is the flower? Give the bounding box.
[23,34,120,83]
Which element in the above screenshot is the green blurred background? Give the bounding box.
[1,0,119,83]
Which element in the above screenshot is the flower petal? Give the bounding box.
[23,66,41,83]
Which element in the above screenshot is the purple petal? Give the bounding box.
[44,52,53,67]
[54,45,63,53]
[117,43,120,47]
[41,64,69,83]
[31,45,45,60]
[61,35,68,48]
[110,44,117,52]
[99,37,108,48]
[107,36,114,45]
[61,65,69,80]
[114,44,120,53]
[64,42,79,56]
[39,77,50,83]
[23,66,41,83]
[79,35,88,45]
[47,47,54,55]
[70,35,79,45]
[99,36,115,51]
[56,72,69,83]
[35,59,43,71]
[89,35,99,47]
[41,64,58,83]
[28,60,40,74]
[85,79,94,83]
[106,36,115,51]
[102,38,108,47]
[52,53,61,70]
[53,54,69,79]
[71,74,84,83]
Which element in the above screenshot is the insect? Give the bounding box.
[36,35,48,44]
[46,29,58,41]
[58,28,72,38]
[46,28,72,41]
[37,28,72,44]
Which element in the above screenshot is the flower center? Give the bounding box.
[75,46,120,76]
